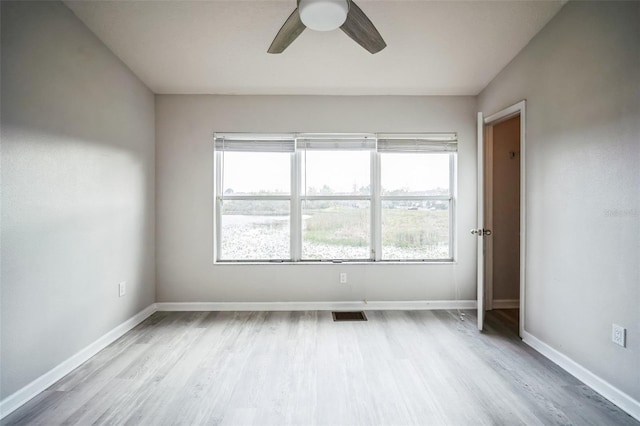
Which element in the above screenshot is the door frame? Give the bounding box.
[484,122,494,312]
[483,100,526,338]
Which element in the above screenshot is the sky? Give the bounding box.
[222,151,450,195]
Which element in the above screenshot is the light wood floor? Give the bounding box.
[3,309,637,426]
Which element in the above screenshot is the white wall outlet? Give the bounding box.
[339,272,347,284]
[119,282,126,297]
[612,324,626,347]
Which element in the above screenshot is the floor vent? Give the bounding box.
[332,311,367,322]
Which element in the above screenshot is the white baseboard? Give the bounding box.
[492,299,520,309]
[156,300,477,312]
[522,331,640,422]
[0,304,157,420]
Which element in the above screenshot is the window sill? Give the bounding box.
[213,260,457,266]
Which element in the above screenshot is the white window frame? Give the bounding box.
[298,134,376,261]
[377,152,456,261]
[214,134,295,262]
[214,132,457,263]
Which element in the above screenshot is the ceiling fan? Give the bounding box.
[268,0,386,54]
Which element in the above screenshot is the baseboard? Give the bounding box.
[0,304,157,420]
[156,300,477,312]
[522,331,640,421]
[492,299,520,309]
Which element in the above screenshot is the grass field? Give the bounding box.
[303,205,449,249]
[222,201,450,260]
[303,203,370,247]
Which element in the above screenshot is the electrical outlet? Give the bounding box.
[339,272,347,284]
[612,324,626,347]
[119,282,126,297]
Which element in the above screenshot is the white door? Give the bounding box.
[475,112,486,331]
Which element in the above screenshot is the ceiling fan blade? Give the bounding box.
[340,0,386,54]
[268,9,306,54]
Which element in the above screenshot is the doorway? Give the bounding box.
[485,115,521,333]
[476,100,526,336]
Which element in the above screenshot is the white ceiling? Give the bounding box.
[64,0,565,96]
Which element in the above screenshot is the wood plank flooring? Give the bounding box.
[3,309,638,426]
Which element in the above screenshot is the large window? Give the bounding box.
[215,133,456,262]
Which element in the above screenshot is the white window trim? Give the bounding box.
[214,133,457,263]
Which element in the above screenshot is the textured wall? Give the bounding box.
[1,1,156,398]
[479,1,640,402]
[155,95,477,304]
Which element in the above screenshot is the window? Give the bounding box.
[215,133,456,262]
[300,136,374,260]
[215,137,294,261]
[378,135,455,260]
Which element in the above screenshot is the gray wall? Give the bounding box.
[479,1,639,401]
[155,95,477,303]
[1,1,156,398]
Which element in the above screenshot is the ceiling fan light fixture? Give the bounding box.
[298,0,349,32]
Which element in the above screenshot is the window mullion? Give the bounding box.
[372,150,381,261]
[300,195,371,201]
[449,152,456,260]
[291,150,301,261]
[220,195,291,201]
[379,195,452,201]
[214,151,221,262]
